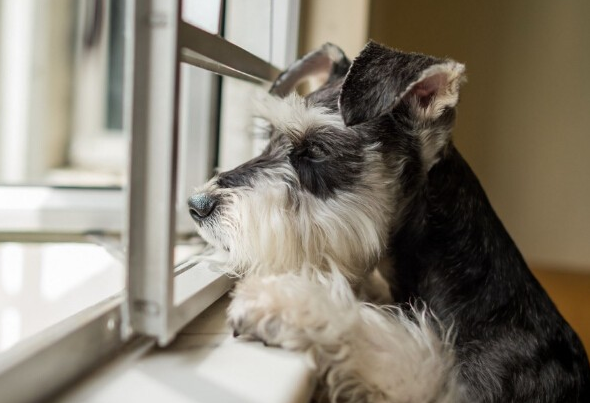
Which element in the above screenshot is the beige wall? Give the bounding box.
[301,1,590,271]
[299,0,370,57]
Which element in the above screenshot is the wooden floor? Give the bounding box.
[532,268,590,353]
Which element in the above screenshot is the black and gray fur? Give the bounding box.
[190,41,590,402]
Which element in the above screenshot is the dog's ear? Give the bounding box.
[270,43,351,97]
[339,41,465,127]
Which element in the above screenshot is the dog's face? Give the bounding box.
[189,89,394,280]
[189,42,465,280]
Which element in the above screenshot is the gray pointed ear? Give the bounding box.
[339,41,465,126]
[270,43,351,97]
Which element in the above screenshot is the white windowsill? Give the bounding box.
[56,295,316,403]
[0,242,124,352]
[0,241,218,353]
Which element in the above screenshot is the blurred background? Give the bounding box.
[0,0,587,351]
[300,0,590,349]
[0,0,126,186]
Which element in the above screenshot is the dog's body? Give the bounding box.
[189,42,590,402]
[389,144,590,402]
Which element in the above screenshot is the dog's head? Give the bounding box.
[189,42,465,280]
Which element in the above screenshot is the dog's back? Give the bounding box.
[389,146,590,402]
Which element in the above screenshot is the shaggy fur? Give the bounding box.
[228,269,461,403]
[189,42,590,402]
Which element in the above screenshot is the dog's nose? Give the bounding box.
[188,193,217,220]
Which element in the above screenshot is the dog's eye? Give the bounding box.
[305,144,328,162]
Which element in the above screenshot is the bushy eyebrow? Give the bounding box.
[251,93,344,144]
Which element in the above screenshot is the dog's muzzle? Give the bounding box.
[188,193,217,221]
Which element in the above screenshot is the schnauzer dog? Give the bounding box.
[189,42,590,402]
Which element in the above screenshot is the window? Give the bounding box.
[0,0,299,400]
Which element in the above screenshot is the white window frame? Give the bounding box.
[126,0,290,345]
[0,0,299,400]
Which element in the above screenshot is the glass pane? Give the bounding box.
[218,76,267,171]
[173,63,220,306]
[224,0,272,63]
[0,0,127,187]
[183,0,222,35]
[0,0,128,359]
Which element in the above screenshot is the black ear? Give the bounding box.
[339,41,465,126]
[270,43,351,97]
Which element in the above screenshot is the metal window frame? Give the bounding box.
[126,0,293,346]
[0,295,132,403]
[0,0,300,400]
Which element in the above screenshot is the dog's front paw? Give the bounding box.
[227,276,283,346]
[227,275,314,350]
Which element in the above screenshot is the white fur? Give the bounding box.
[252,93,345,142]
[228,270,463,403]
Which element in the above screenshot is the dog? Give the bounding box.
[188,42,590,402]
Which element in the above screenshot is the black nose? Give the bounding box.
[188,193,217,220]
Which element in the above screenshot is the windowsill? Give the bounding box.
[45,167,124,188]
[56,295,316,403]
[0,242,124,352]
[0,241,214,353]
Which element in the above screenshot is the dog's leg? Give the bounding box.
[228,272,463,403]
